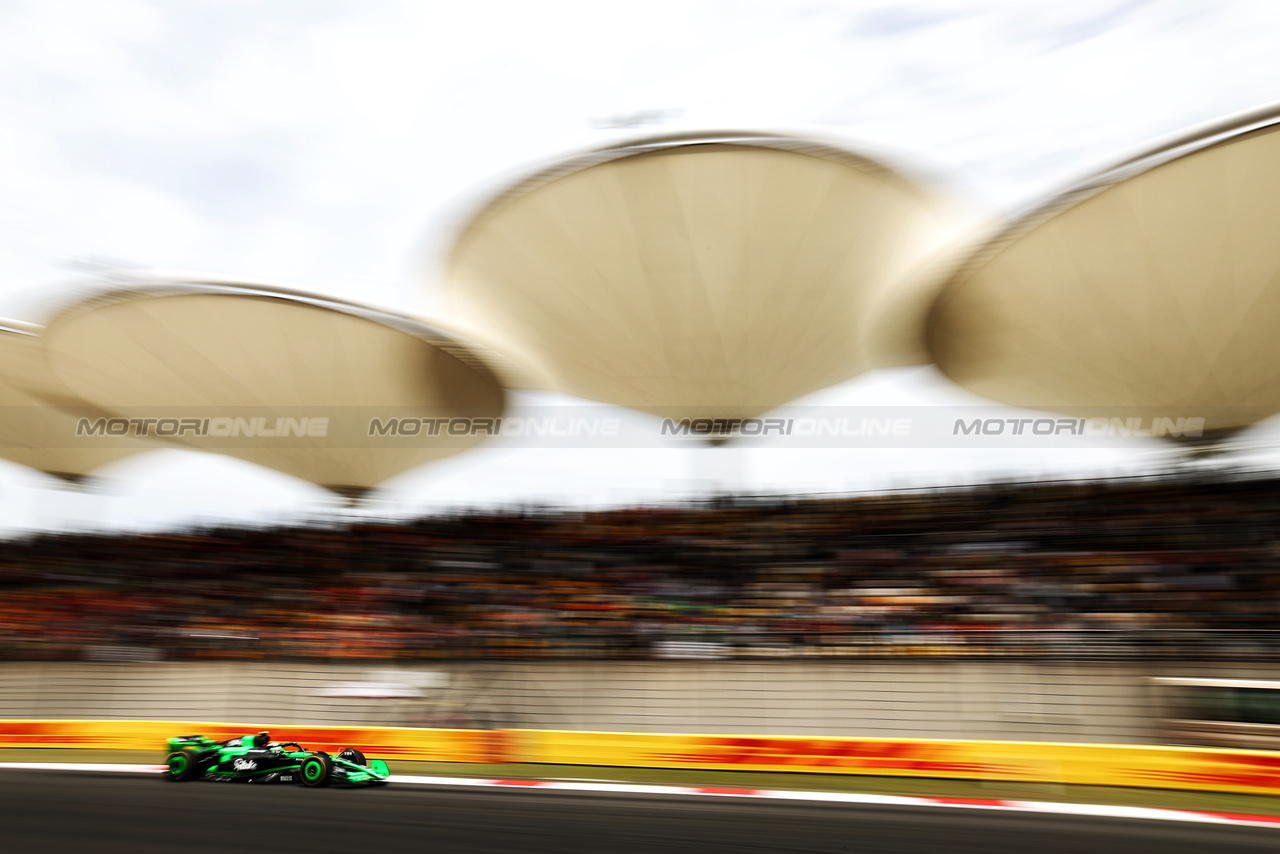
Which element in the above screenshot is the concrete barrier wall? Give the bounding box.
[0,659,1277,743]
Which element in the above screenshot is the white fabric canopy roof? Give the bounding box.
[929,107,1280,434]
[446,132,957,423]
[42,278,506,495]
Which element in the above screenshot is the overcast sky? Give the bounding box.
[3,0,1280,533]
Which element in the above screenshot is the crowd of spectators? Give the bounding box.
[2,472,1278,661]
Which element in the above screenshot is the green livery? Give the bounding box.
[165,730,390,786]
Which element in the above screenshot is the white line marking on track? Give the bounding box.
[4,764,1277,829]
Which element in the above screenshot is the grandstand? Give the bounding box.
[3,472,1276,664]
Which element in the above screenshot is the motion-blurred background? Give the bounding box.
[2,1,1279,749]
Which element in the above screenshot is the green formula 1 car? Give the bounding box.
[165,731,390,786]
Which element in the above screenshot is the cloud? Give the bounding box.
[4,0,1280,526]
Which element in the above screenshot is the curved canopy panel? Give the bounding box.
[929,107,1280,434]
[446,131,956,422]
[0,320,153,481]
[42,280,506,496]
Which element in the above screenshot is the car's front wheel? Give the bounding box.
[300,754,332,787]
[165,749,201,782]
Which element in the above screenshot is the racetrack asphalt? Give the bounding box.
[5,768,1278,854]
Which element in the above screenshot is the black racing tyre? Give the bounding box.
[165,749,201,782]
[337,747,366,766]
[300,754,332,787]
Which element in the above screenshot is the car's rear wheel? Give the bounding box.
[165,749,201,782]
[300,754,332,787]
[337,747,365,766]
